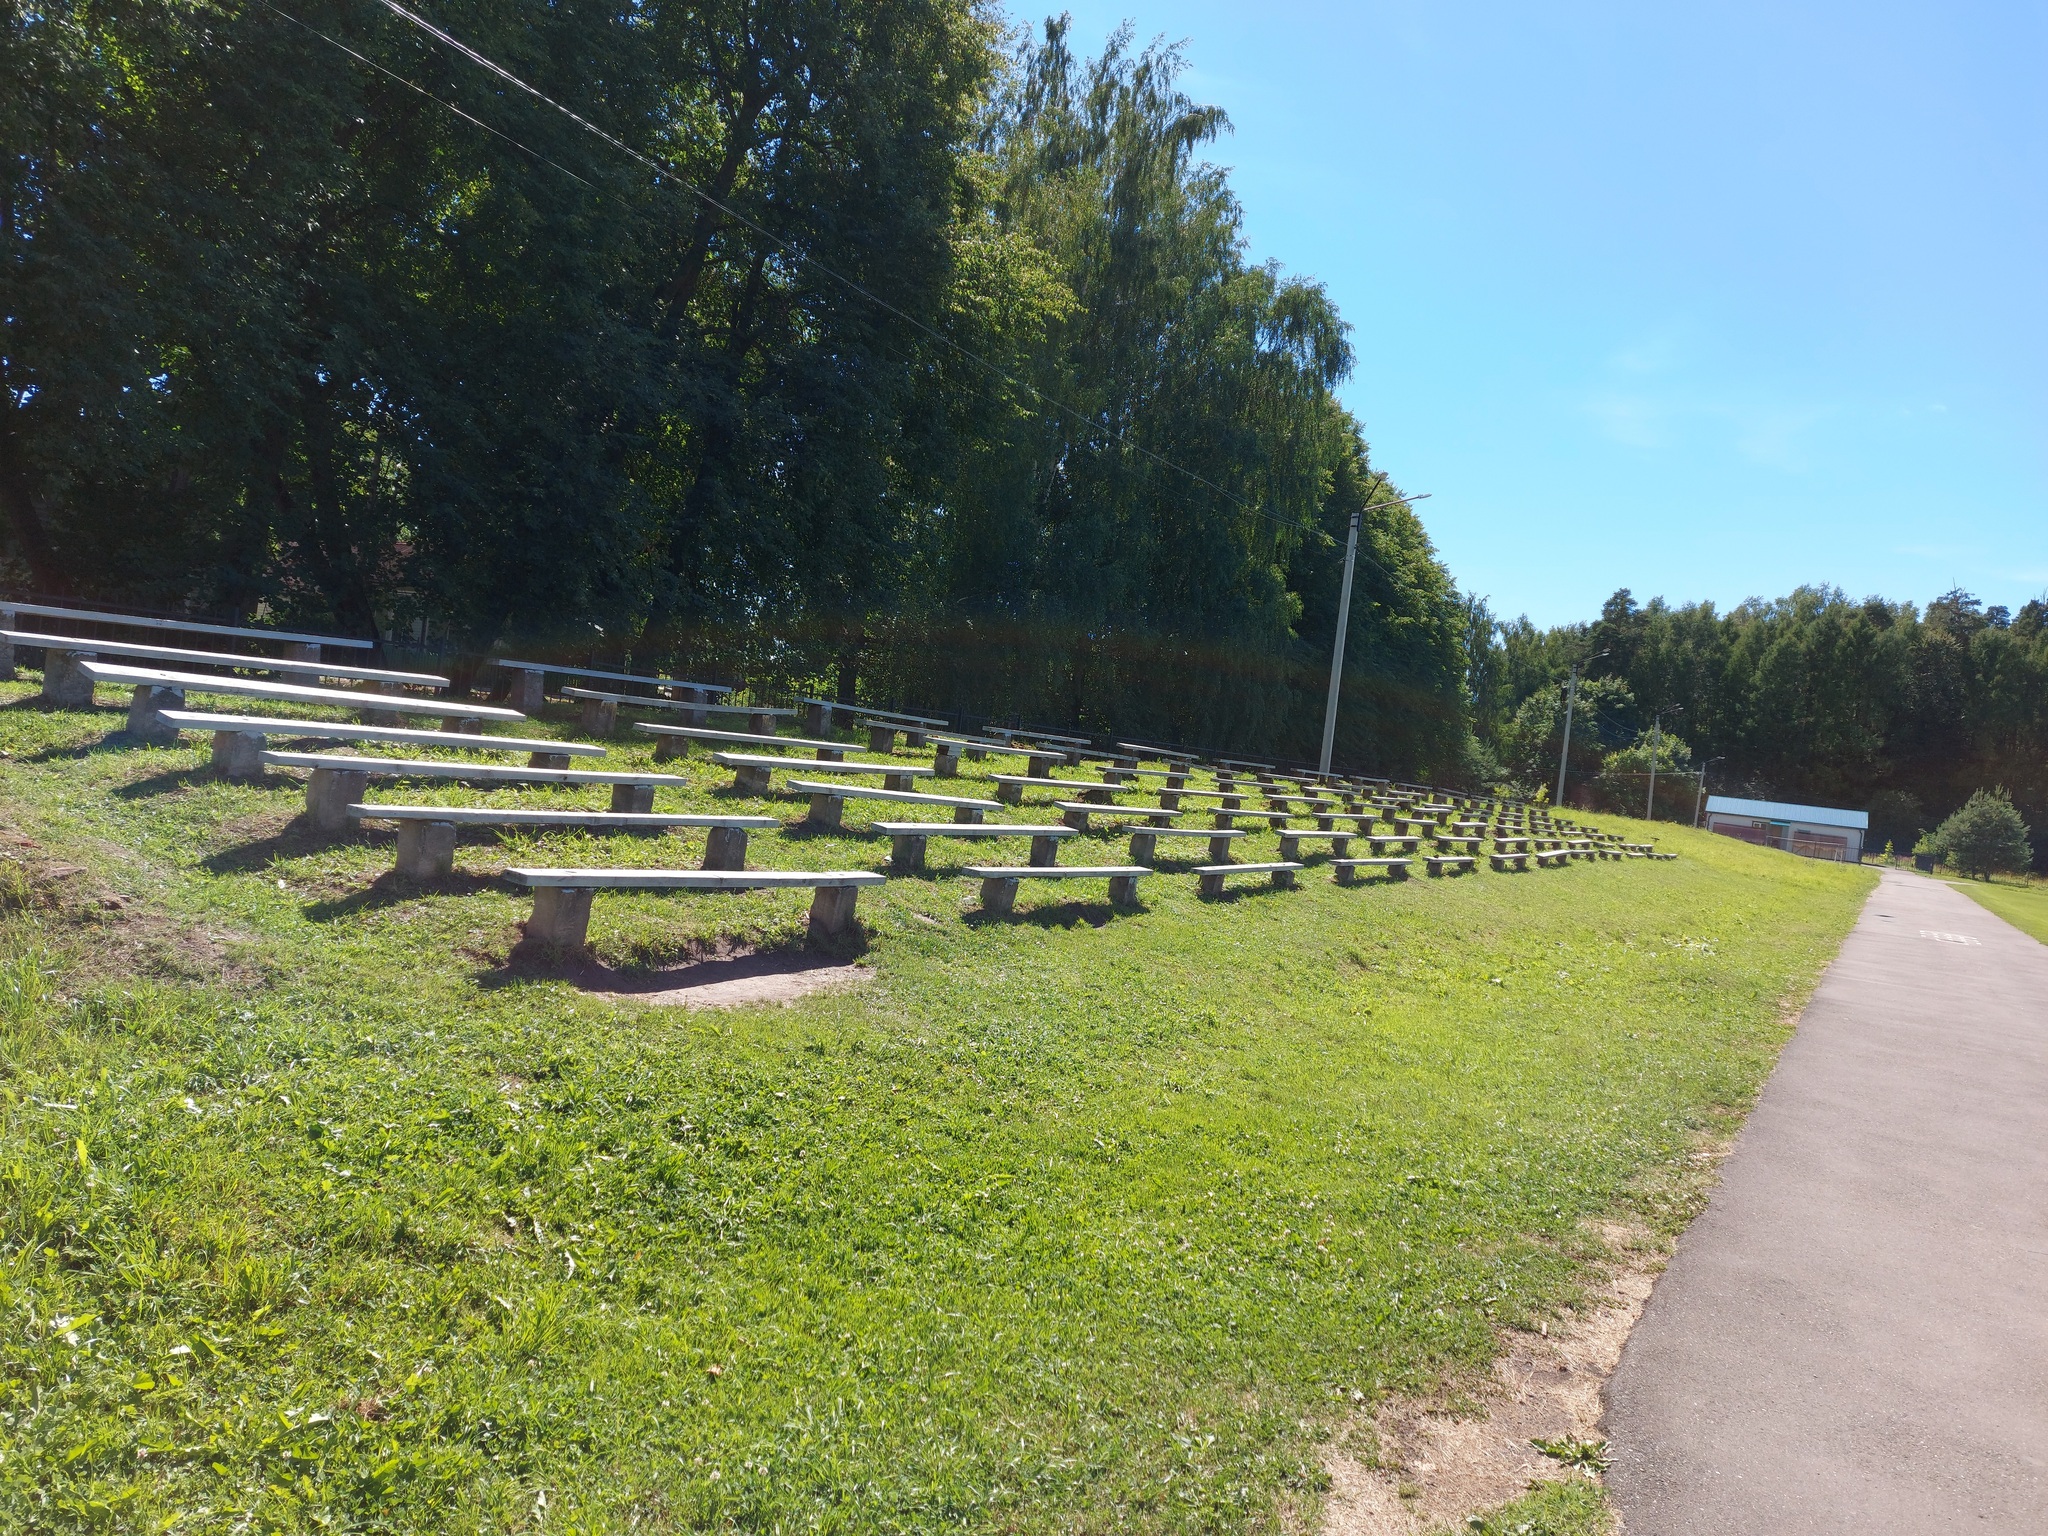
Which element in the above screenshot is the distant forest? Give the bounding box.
[4,4,2044,856]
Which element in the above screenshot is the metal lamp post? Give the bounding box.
[1317,487,1430,776]
[1554,650,1608,808]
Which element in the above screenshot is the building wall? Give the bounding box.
[1707,815,1862,862]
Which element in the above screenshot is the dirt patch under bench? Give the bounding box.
[581,949,873,1010]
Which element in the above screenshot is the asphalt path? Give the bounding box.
[1605,868,2048,1534]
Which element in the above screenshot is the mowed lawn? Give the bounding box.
[1942,874,2048,948]
[0,684,1872,1534]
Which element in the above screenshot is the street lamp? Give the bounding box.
[1318,486,1432,776]
[1554,650,1608,808]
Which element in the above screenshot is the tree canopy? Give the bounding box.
[3,3,1466,771]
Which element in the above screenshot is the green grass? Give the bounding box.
[1937,873,2048,947]
[0,681,1872,1533]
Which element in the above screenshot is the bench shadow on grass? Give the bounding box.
[301,867,505,922]
[201,817,351,874]
[963,898,1136,931]
[1195,881,1299,905]
[480,924,870,992]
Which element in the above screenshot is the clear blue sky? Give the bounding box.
[1030,1,2046,628]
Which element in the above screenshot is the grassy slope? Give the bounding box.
[1941,874,2048,948]
[0,683,1872,1534]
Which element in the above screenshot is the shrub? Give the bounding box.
[1927,788,2033,879]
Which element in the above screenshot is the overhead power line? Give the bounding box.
[261,0,1432,563]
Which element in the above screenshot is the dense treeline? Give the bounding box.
[1,2,1464,771]
[1467,587,2048,864]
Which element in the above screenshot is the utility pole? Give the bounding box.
[1318,508,1361,777]
[1646,714,1661,820]
[1554,666,1580,808]
[1554,650,1608,808]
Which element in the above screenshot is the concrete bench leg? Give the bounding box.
[808,885,859,939]
[307,767,371,835]
[1277,835,1300,861]
[1082,787,1113,805]
[284,642,322,663]
[701,826,749,871]
[815,747,845,763]
[1166,772,1187,790]
[979,876,1019,914]
[890,834,927,873]
[1335,864,1357,887]
[610,783,655,814]
[1158,791,1182,811]
[1273,868,1296,890]
[904,730,928,750]
[211,729,267,780]
[40,649,96,707]
[748,712,774,736]
[996,781,1024,806]
[733,765,772,795]
[580,698,619,735]
[952,806,984,825]
[878,772,910,793]
[1391,862,1410,879]
[806,793,843,830]
[802,702,828,737]
[1029,834,1061,867]
[440,716,483,734]
[1129,831,1157,865]
[509,670,546,714]
[867,726,896,753]
[1204,834,1232,861]
[933,747,960,777]
[396,819,457,879]
[967,746,987,762]
[1331,836,1352,859]
[1026,760,1050,778]
[1108,874,1140,905]
[1198,871,1226,898]
[126,684,186,744]
[359,707,406,726]
[0,632,12,680]
[528,886,594,947]
[1213,812,1236,831]
[1316,815,1335,831]
[529,751,572,770]
[1061,807,1091,833]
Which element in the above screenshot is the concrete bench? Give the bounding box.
[1494,836,1533,853]
[985,725,1090,748]
[1115,741,1198,764]
[492,658,731,715]
[1276,830,1357,861]
[990,773,1126,806]
[1425,854,1477,877]
[713,752,929,795]
[259,751,690,833]
[855,718,934,752]
[1364,834,1419,855]
[1055,801,1181,834]
[1127,827,1244,864]
[1193,861,1304,896]
[155,710,605,776]
[786,780,1001,830]
[635,722,845,763]
[1332,857,1412,884]
[78,662,522,739]
[5,630,448,701]
[1489,850,1531,872]
[1533,848,1574,868]
[0,601,368,681]
[347,805,777,878]
[1158,787,1245,810]
[1123,766,1192,789]
[563,687,788,735]
[962,864,1149,913]
[870,821,1075,872]
[1432,836,1484,854]
[506,866,885,946]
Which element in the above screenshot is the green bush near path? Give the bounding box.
[0,685,1871,1533]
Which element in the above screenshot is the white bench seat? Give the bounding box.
[1275,829,1358,860]
[869,820,1075,872]
[635,722,846,762]
[1192,861,1304,896]
[991,773,1128,806]
[1055,801,1181,834]
[259,750,689,833]
[1489,851,1531,872]
[1127,826,1243,864]
[563,687,790,735]
[1115,741,1198,763]
[1425,854,1477,876]
[347,804,777,878]
[505,866,885,946]
[712,751,929,795]
[5,630,446,689]
[787,780,1000,830]
[492,658,729,713]
[158,710,603,777]
[1533,847,1574,867]
[77,663,522,738]
[1331,856,1412,884]
[960,863,1150,913]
